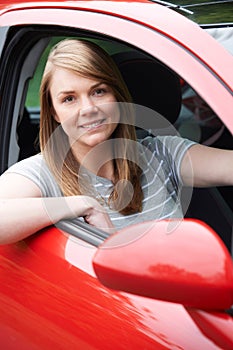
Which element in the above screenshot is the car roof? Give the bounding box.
[0,0,232,89]
[0,0,232,25]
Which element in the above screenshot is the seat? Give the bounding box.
[112,50,181,127]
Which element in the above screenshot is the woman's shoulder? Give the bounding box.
[6,153,45,172]
[4,154,53,179]
[138,134,196,150]
[3,154,62,197]
[138,135,196,166]
[138,135,172,152]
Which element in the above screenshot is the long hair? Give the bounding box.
[40,39,143,214]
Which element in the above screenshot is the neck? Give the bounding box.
[97,160,115,181]
[71,142,115,181]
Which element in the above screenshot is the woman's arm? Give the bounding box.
[181,144,233,187]
[0,173,115,245]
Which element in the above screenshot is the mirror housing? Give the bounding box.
[93,219,233,310]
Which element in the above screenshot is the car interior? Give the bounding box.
[7,29,233,255]
[111,47,233,255]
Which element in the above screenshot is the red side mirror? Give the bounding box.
[93,219,233,310]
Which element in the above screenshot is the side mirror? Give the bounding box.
[93,219,233,310]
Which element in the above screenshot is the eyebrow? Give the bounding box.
[57,90,75,97]
[57,82,106,97]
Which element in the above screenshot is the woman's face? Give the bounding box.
[50,67,120,155]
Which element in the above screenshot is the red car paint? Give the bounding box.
[0,1,232,349]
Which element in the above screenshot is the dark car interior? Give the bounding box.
[14,33,233,254]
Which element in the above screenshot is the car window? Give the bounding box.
[1,26,232,252]
[24,35,233,156]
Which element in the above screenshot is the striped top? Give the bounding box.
[4,135,195,230]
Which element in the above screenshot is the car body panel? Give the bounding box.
[187,309,233,350]
[0,226,232,350]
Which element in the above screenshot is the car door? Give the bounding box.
[0,2,232,349]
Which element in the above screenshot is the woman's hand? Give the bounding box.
[69,196,116,234]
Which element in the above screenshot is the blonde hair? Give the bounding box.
[39,39,143,214]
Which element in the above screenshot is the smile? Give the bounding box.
[81,119,105,129]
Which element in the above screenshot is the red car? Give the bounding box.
[0,0,233,349]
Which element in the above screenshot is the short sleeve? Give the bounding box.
[157,135,196,185]
[2,154,62,197]
[140,135,196,187]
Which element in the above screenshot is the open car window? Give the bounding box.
[22,32,233,160]
[1,26,232,252]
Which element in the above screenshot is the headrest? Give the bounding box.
[112,51,181,125]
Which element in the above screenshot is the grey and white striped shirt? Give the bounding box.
[4,135,195,230]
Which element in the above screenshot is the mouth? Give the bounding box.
[80,119,106,130]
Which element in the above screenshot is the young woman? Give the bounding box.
[0,39,232,244]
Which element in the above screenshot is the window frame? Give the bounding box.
[0,8,232,247]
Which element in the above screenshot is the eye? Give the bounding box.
[93,88,106,97]
[63,95,75,103]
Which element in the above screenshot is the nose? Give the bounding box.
[79,96,98,117]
